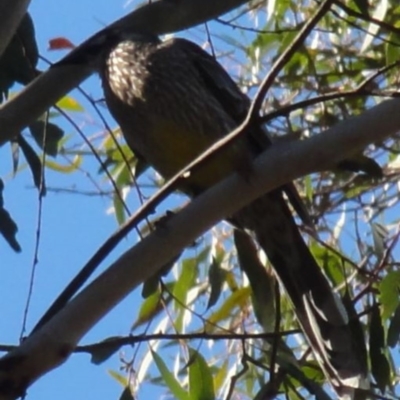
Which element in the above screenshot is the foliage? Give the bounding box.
[2,0,400,399]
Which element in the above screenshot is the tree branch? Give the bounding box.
[0,0,251,146]
[0,97,399,399]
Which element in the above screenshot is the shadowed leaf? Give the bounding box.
[17,134,45,194]
[369,303,390,393]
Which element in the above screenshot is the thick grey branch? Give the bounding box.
[0,0,251,147]
[0,0,30,57]
[0,97,399,400]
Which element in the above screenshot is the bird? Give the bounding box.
[97,31,367,396]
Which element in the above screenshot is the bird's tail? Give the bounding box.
[233,190,368,396]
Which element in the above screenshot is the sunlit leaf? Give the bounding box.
[188,347,215,400]
[151,350,190,400]
[45,155,82,173]
[108,370,128,387]
[132,289,165,330]
[207,287,250,330]
[379,271,400,321]
[56,95,83,112]
[213,360,228,393]
[173,257,198,309]
[173,257,198,331]
[113,191,126,225]
[310,242,345,287]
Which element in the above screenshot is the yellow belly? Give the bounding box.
[140,118,248,194]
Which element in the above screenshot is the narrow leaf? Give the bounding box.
[0,207,21,252]
[151,349,189,400]
[207,256,225,310]
[387,303,400,348]
[369,303,390,392]
[56,95,83,112]
[379,271,400,321]
[29,121,64,157]
[370,222,388,259]
[188,347,215,400]
[108,370,128,386]
[207,287,250,329]
[132,290,165,330]
[45,155,82,173]
[17,134,45,194]
[234,230,275,331]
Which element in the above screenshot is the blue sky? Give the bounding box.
[3,2,396,399]
[1,2,259,399]
[1,1,158,399]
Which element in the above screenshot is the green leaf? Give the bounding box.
[207,256,225,310]
[45,155,82,173]
[387,303,400,348]
[173,257,198,331]
[17,134,45,194]
[151,349,190,400]
[132,289,166,330]
[113,191,126,225]
[370,222,388,259]
[213,360,228,393]
[0,207,21,252]
[310,242,345,287]
[56,95,84,112]
[207,287,250,329]
[0,180,21,252]
[385,32,400,65]
[29,121,64,157]
[108,370,128,386]
[0,13,38,101]
[188,347,215,400]
[234,230,275,331]
[254,360,332,400]
[369,303,390,393]
[379,271,400,321]
[173,257,198,307]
